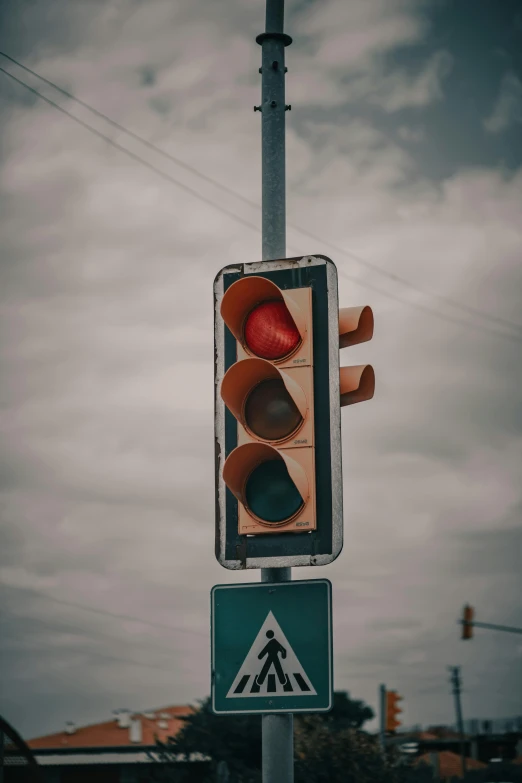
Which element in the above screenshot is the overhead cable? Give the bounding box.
[2,50,520,336]
[1,61,521,343]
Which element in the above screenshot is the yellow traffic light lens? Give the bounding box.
[244,379,302,441]
[245,460,303,523]
[244,300,300,360]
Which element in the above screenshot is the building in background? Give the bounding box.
[414,750,486,781]
[24,706,209,783]
[388,721,522,770]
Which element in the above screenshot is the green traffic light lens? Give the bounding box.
[245,459,303,524]
[244,379,302,441]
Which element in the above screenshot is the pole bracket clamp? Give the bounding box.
[256,31,293,46]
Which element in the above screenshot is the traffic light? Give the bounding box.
[385,690,403,733]
[220,273,314,536]
[214,254,374,569]
[461,604,474,639]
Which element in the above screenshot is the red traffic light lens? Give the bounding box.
[244,300,300,360]
[244,379,302,441]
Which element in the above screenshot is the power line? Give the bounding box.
[1,63,520,343]
[2,606,200,661]
[335,265,522,340]
[1,592,207,675]
[3,623,185,675]
[0,65,262,238]
[302,233,522,335]
[2,50,520,337]
[0,582,207,637]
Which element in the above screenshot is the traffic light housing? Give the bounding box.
[214,254,374,569]
[461,604,474,640]
[385,690,403,733]
[220,275,315,536]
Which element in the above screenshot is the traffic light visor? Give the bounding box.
[388,691,403,709]
[385,691,403,732]
[339,306,374,349]
[340,365,375,406]
[223,443,309,525]
[221,358,307,442]
[221,276,306,361]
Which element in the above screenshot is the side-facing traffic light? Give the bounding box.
[214,254,374,569]
[385,690,403,732]
[461,604,474,640]
[339,306,375,406]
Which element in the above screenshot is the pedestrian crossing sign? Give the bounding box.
[227,610,317,698]
[211,579,332,714]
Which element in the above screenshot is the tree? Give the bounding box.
[294,715,389,783]
[322,690,374,730]
[154,691,410,783]
[154,697,261,783]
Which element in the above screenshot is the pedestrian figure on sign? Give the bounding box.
[255,630,287,687]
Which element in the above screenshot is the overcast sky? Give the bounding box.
[0,0,521,741]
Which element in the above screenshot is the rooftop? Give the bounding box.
[416,750,486,779]
[27,706,193,750]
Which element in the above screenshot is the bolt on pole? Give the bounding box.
[256,0,294,781]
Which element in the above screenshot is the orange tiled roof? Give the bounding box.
[27,706,193,750]
[416,750,486,778]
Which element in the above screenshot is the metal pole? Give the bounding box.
[257,2,293,780]
[379,684,386,751]
[449,666,467,776]
[459,619,522,635]
[430,751,441,782]
[257,0,291,261]
[261,560,293,783]
[261,565,293,783]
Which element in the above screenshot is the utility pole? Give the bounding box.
[449,666,467,777]
[256,1,294,781]
[379,684,386,751]
[0,727,4,783]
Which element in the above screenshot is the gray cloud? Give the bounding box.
[484,71,522,134]
[0,0,521,740]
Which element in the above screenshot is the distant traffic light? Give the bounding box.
[461,604,474,640]
[214,254,374,569]
[385,690,403,733]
